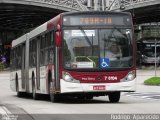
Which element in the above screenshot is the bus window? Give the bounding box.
[48,31,55,64]
[18,45,22,69]
[40,36,45,66]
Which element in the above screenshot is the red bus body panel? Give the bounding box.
[62,69,135,83]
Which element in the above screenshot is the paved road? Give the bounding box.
[0,70,160,120]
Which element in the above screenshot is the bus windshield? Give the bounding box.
[63,27,133,70]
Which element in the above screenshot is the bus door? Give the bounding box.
[49,31,60,92]
[21,43,26,89]
[55,31,60,91]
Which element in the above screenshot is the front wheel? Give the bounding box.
[108,92,120,103]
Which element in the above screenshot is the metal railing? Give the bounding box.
[2,0,88,11]
[109,0,159,11]
[33,0,89,11]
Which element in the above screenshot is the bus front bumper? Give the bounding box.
[60,79,136,93]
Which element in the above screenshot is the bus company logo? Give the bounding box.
[96,76,102,80]
[105,76,117,81]
[82,77,95,81]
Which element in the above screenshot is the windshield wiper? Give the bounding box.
[109,25,129,40]
[79,26,95,55]
[78,26,92,46]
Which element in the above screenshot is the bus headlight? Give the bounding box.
[62,72,79,83]
[64,74,72,82]
[127,73,135,81]
[142,55,147,60]
[120,71,136,82]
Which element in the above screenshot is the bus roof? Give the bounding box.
[12,23,47,48]
[29,22,47,39]
[12,33,28,47]
[12,22,48,48]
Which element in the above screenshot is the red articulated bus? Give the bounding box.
[10,11,136,103]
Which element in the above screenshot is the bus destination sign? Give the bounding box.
[63,15,131,26]
[80,17,112,25]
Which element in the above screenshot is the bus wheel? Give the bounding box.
[49,81,59,103]
[108,92,120,103]
[32,77,39,100]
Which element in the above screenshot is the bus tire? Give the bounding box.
[108,92,120,103]
[32,76,39,100]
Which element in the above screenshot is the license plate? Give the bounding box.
[93,85,106,90]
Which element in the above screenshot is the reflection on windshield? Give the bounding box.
[99,29,133,68]
[143,50,160,57]
[143,44,160,57]
[63,28,133,69]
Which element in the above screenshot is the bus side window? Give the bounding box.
[15,47,18,69]
[12,49,15,70]
[32,39,36,67]
[44,33,48,65]
[29,40,33,67]
[48,31,55,64]
[10,49,13,71]
[18,45,22,69]
[29,41,31,67]
[40,35,45,66]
